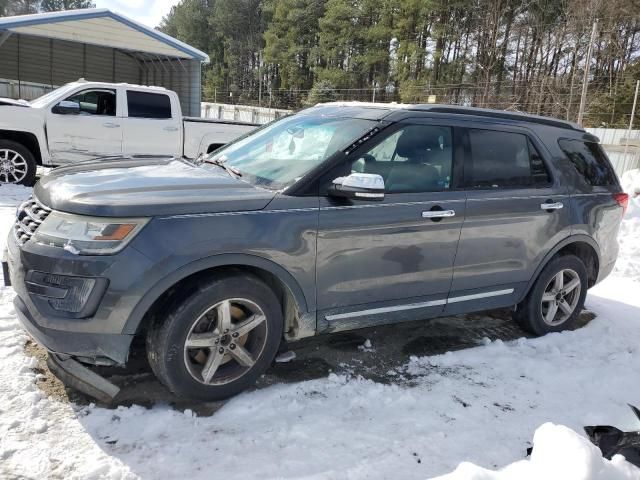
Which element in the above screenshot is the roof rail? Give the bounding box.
[409,105,583,131]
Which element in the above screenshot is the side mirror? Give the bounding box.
[329,173,385,201]
[52,101,80,115]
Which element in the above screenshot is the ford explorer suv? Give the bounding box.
[0,80,257,186]
[4,103,628,402]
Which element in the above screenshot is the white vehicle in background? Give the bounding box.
[0,80,258,185]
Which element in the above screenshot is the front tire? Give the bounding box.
[513,255,588,336]
[0,140,37,186]
[146,274,283,401]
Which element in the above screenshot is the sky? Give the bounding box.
[93,0,181,29]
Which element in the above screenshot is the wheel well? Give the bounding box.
[0,130,42,165]
[556,241,599,287]
[137,265,301,340]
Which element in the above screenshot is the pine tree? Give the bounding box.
[263,0,325,91]
[39,0,95,11]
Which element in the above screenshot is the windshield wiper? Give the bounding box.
[201,157,242,178]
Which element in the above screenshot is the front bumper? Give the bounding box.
[13,294,132,363]
[5,229,153,364]
[47,353,120,403]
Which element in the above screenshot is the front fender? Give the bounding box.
[0,108,51,164]
[121,252,311,335]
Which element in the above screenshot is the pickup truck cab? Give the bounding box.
[0,80,257,185]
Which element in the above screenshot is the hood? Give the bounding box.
[34,158,277,217]
[0,97,30,107]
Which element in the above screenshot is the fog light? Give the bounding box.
[28,272,96,313]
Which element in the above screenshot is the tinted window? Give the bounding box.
[64,90,116,116]
[127,91,172,119]
[351,125,453,193]
[466,129,551,188]
[558,139,617,187]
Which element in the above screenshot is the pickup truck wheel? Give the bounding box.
[146,274,283,401]
[0,140,37,186]
[513,255,588,336]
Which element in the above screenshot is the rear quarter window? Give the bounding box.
[558,139,618,187]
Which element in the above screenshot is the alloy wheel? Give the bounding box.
[0,149,28,184]
[540,268,582,326]
[183,298,268,385]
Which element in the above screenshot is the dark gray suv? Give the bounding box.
[4,103,629,401]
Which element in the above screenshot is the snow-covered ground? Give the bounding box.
[617,169,640,280]
[1,183,640,480]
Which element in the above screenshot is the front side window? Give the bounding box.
[466,129,551,188]
[127,91,172,119]
[64,90,116,116]
[207,114,376,189]
[558,139,618,187]
[350,125,453,193]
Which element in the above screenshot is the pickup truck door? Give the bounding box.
[121,89,182,157]
[46,88,123,164]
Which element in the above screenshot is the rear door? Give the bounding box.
[446,125,572,312]
[316,120,466,329]
[121,89,182,157]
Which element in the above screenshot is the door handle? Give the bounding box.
[540,202,563,211]
[422,210,456,219]
[163,126,179,132]
[103,122,120,128]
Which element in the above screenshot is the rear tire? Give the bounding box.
[513,255,588,336]
[0,140,37,186]
[146,273,283,401]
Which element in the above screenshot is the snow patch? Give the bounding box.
[435,423,639,480]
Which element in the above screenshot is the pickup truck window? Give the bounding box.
[208,115,376,189]
[127,91,172,119]
[65,90,116,116]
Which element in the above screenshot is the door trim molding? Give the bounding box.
[447,288,514,304]
[325,299,446,321]
[325,288,515,322]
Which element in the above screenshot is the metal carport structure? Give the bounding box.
[0,8,209,116]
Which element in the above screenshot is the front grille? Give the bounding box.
[13,197,51,246]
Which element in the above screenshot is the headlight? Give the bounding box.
[33,212,149,255]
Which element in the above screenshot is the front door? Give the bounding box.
[446,126,572,313]
[316,122,466,330]
[47,88,123,164]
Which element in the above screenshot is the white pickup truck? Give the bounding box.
[0,80,258,185]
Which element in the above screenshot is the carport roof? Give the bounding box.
[0,8,209,62]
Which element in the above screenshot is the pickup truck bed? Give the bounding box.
[183,117,259,158]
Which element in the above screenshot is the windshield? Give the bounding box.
[205,114,377,189]
[29,83,78,108]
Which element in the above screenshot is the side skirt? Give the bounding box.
[318,284,524,333]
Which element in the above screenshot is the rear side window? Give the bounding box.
[466,129,551,188]
[558,139,617,187]
[127,91,172,119]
